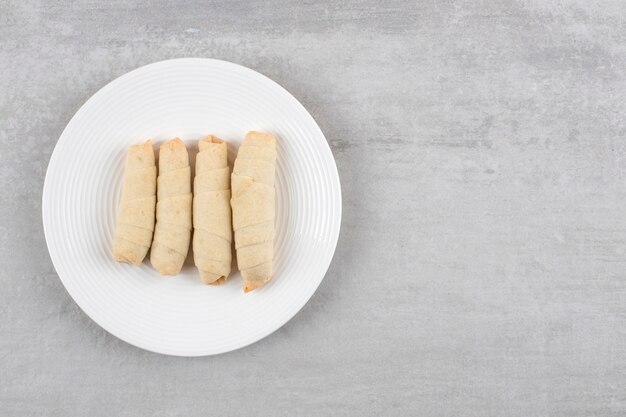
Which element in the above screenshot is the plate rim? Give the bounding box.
[42,57,342,356]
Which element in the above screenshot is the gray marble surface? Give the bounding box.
[1,1,626,416]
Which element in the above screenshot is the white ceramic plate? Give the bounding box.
[42,58,341,356]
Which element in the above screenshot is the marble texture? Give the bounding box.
[1,1,626,416]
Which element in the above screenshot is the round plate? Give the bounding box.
[42,58,341,356]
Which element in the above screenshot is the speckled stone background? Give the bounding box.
[1,1,626,416]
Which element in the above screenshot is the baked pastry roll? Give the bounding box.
[151,138,192,275]
[231,131,277,292]
[193,135,232,285]
[112,140,156,265]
